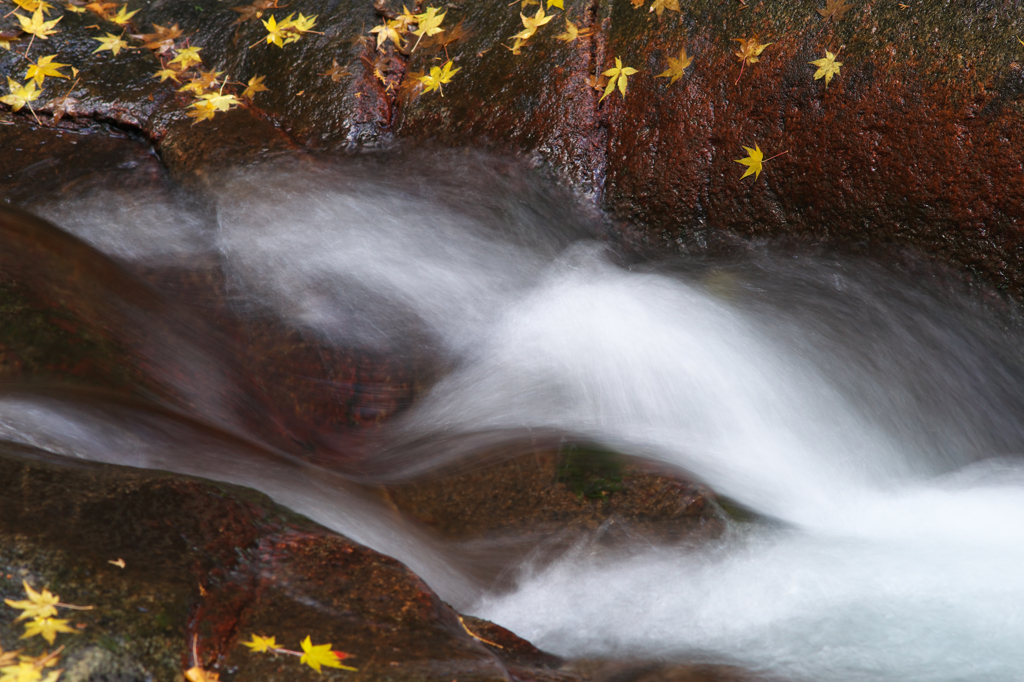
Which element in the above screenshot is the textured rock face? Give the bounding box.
[3,0,1022,292]
[0,444,579,682]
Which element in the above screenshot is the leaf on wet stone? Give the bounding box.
[732,34,770,82]
[734,143,764,180]
[513,6,551,42]
[84,1,117,19]
[259,13,292,47]
[110,5,138,25]
[817,0,854,21]
[299,636,356,673]
[5,582,59,621]
[186,99,217,123]
[92,32,129,55]
[809,50,842,86]
[413,6,445,40]
[656,46,692,85]
[600,56,637,102]
[546,0,563,9]
[135,22,182,53]
[25,55,69,86]
[418,59,459,96]
[21,617,76,645]
[649,0,679,18]
[15,9,62,40]
[242,75,269,98]
[319,60,351,81]
[153,67,181,82]
[242,634,279,653]
[170,45,202,68]
[184,667,220,682]
[370,20,404,50]
[13,0,56,15]
[555,19,592,42]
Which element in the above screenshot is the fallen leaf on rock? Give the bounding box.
[817,0,854,21]
[732,34,770,83]
[809,50,842,86]
[92,32,129,54]
[25,54,68,86]
[600,56,637,102]
[656,46,692,85]
[648,0,679,17]
[15,9,62,40]
[734,143,788,180]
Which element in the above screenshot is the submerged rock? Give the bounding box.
[384,443,730,544]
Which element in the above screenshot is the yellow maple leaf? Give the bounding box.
[92,32,129,54]
[648,0,679,17]
[555,18,592,42]
[186,99,217,123]
[241,634,278,653]
[370,21,404,50]
[111,5,139,25]
[809,50,842,86]
[732,34,771,83]
[817,0,854,21]
[0,659,61,682]
[655,46,692,85]
[13,0,56,14]
[25,54,69,86]
[153,68,181,82]
[198,91,240,112]
[64,1,87,11]
[413,6,445,38]
[242,75,269,98]
[417,58,459,96]
[546,0,563,9]
[169,45,202,68]
[15,9,62,40]
[299,636,356,673]
[4,582,59,622]
[513,6,552,41]
[600,56,637,102]
[734,143,787,180]
[20,617,76,645]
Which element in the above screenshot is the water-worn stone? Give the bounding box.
[384,443,730,543]
[0,443,580,682]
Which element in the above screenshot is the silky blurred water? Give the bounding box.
[8,156,1024,681]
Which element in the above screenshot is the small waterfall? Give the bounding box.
[6,156,1024,681]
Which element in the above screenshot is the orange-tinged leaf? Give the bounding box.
[655,46,692,85]
[242,74,269,98]
[185,666,220,682]
[648,0,679,17]
[817,0,854,21]
[732,34,771,82]
[555,18,592,42]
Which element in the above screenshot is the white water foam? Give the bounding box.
[7,160,1024,681]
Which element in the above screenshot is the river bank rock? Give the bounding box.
[2,0,1023,292]
[0,443,582,682]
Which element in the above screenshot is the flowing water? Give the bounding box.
[4,154,1024,682]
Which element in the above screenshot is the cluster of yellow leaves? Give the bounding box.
[0,581,95,682]
[242,633,357,674]
[0,646,63,682]
[369,5,445,54]
[255,12,317,49]
[4,581,90,646]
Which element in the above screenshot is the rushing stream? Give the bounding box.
[4,154,1024,681]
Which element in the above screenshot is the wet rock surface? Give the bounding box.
[0,443,582,682]
[384,444,729,544]
[1,0,1022,292]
